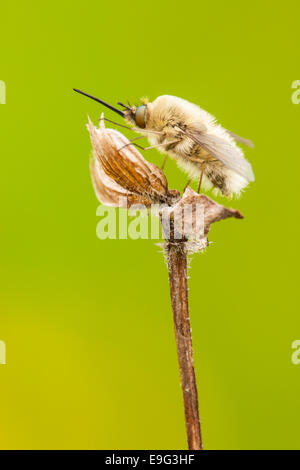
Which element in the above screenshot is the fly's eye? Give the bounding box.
[135,105,146,128]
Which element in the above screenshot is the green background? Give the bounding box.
[1,0,299,450]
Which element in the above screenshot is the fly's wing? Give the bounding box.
[183,129,255,182]
[226,130,255,148]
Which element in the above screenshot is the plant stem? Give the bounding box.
[166,241,202,450]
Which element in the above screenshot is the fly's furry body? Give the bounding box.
[124,95,255,198]
[74,89,255,198]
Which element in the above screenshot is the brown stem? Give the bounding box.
[166,241,202,450]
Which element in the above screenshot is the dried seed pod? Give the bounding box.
[88,115,180,208]
[160,187,243,252]
[90,158,155,208]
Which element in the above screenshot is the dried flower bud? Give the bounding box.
[90,158,153,208]
[88,115,180,208]
[161,187,243,252]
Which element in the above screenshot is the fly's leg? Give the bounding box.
[99,117,135,131]
[141,140,179,151]
[118,136,146,151]
[99,117,166,138]
[183,178,192,193]
[197,163,206,194]
[161,156,168,170]
[122,140,179,152]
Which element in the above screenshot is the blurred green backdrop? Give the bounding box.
[0,0,299,450]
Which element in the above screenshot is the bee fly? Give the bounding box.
[74,89,254,197]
